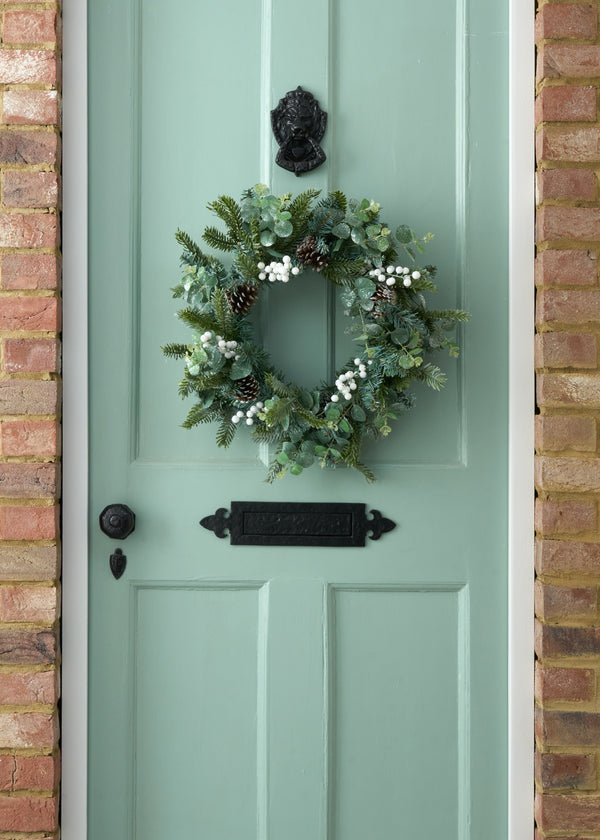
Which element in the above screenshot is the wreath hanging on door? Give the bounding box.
[163,184,467,482]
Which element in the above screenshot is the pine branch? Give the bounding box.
[175,229,222,272]
[211,288,235,334]
[182,404,221,429]
[202,226,236,252]
[417,362,447,391]
[330,190,347,213]
[207,195,245,241]
[161,342,189,359]
[216,414,237,447]
[265,374,294,398]
[177,307,218,333]
[295,406,329,429]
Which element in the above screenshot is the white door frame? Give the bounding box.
[61,0,535,836]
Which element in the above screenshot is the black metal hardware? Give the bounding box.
[200,502,396,547]
[99,503,136,540]
[109,548,127,580]
[271,87,327,176]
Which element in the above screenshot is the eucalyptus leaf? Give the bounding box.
[230,359,252,379]
[396,224,412,244]
[276,451,290,465]
[274,219,293,237]
[377,236,389,252]
[260,230,276,247]
[351,404,366,421]
[355,276,376,299]
[290,462,303,475]
[351,227,366,246]
[332,222,351,239]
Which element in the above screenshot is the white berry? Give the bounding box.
[412,271,421,280]
[403,278,412,287]
[331,394,339,402]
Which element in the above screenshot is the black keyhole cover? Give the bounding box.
[99,503,136,540]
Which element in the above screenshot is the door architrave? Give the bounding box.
[60,0,535,835]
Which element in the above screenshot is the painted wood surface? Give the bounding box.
[88,0,508,836]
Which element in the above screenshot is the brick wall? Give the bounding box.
[536,2,600,836]
[0,1,60,838]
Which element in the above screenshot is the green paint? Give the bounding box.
[88,0,508,837]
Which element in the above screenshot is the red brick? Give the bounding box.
[536,454,600,492]
[0,628,55,664]
[535,249,597,286]
[536,85,597,123]
[1,255,58,290]
[536,4,597,40]
[0,546,57,581]
[0,585,57,622]
[535,497,596,534]
[536,793,600,833]
[4,339,59,372]
[0,298,58,332]
[537,44,600,80]
[0,213,57,248]
[535,332,596,367]
[536,538,600,574]
[3,11,57,44]
[537,168,596,201]
[538,372,600,407]
[0,380,58,415]
[0,795,56,832]
[535,663,595,702]
[535,579,597,618]
[0,506,58,540]
[0,49,56,84]
[3,171,58,208]
[2,90,58,125]
[0,670,56,705]
[537,205,600,241]
[0,131,58,165]
[538,126,600,163]
[537,708,600,747]
[0,463,56,498]
[0,712,56,749]
[536,415,596,451]
[1,420,58,456]
[536,621,600,657]
[537,290,600,324]
[535,752,596,790]
[14,755,58,791]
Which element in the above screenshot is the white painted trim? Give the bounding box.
[508,0,536,836]
[61,0,88,836]
[62,2,535,838]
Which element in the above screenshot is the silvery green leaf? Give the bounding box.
[351,404,366,421]
[230,359,252,379]
[290,463,303,475]
[332,222,351,239]
[377,236,389,252]
[355,276,376,299]
[260,230,276,247]
[351,227,366,246]
[396,225,413,244]
[274,219,293,237]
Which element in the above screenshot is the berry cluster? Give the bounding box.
[231,401,264,426]
[258,256,301,283]
[330,358,372,403]
[199,331,240,360]
[368,265,421,288]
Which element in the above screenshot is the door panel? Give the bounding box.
[88,0,508,836]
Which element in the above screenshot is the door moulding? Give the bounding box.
[61,0,535,836]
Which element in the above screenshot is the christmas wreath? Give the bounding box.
[163,184,468,482]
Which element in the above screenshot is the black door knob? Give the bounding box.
[99,503,136,540]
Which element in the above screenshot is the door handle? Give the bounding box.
[99,503,136,540]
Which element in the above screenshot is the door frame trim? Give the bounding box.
[61,0,535,835]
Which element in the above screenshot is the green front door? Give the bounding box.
[88,1,508,837]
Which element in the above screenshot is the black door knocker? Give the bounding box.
[271,86,327,176]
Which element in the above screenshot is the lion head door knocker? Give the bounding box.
[271,86,327,176]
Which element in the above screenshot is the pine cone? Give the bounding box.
[227,282,259,315]
[235,374,260,403]
[371,283,397,318]
[296,235,329,272]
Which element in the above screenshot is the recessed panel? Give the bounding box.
[133,585,264,840]
[330,586,466,840]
